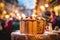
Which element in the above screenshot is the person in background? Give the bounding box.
[0,17,8,40]
[12,17,20,31]
[50,11,57,30]
[44,11,51,23]
[39,11,51,30]
[4,17,15,40]
[5,17,13,34]
[56,14,60,28]
[0,19,3,40]
[0,17,5,31]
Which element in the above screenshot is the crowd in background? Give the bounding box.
[0,16,20,40]
[0,2,20,40]
[42,10,60,30]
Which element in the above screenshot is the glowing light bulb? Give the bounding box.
[0,3,4,8]
[21,14,26,19]
[5,15,9,19]
[45,4,49,7]
[2,10,6,14]
[32,14,36,19]
[17,14,20,16]
[40,6,45,11]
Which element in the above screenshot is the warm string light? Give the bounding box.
[40,4,49,11]
[5,15,10,19]
[40,5,45,11]
[32,14,37,19]
[16,14,21,20]
[21,14,26,19]
[0,2,4,8]
[2,10,7,14]
[45,4,49,8]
